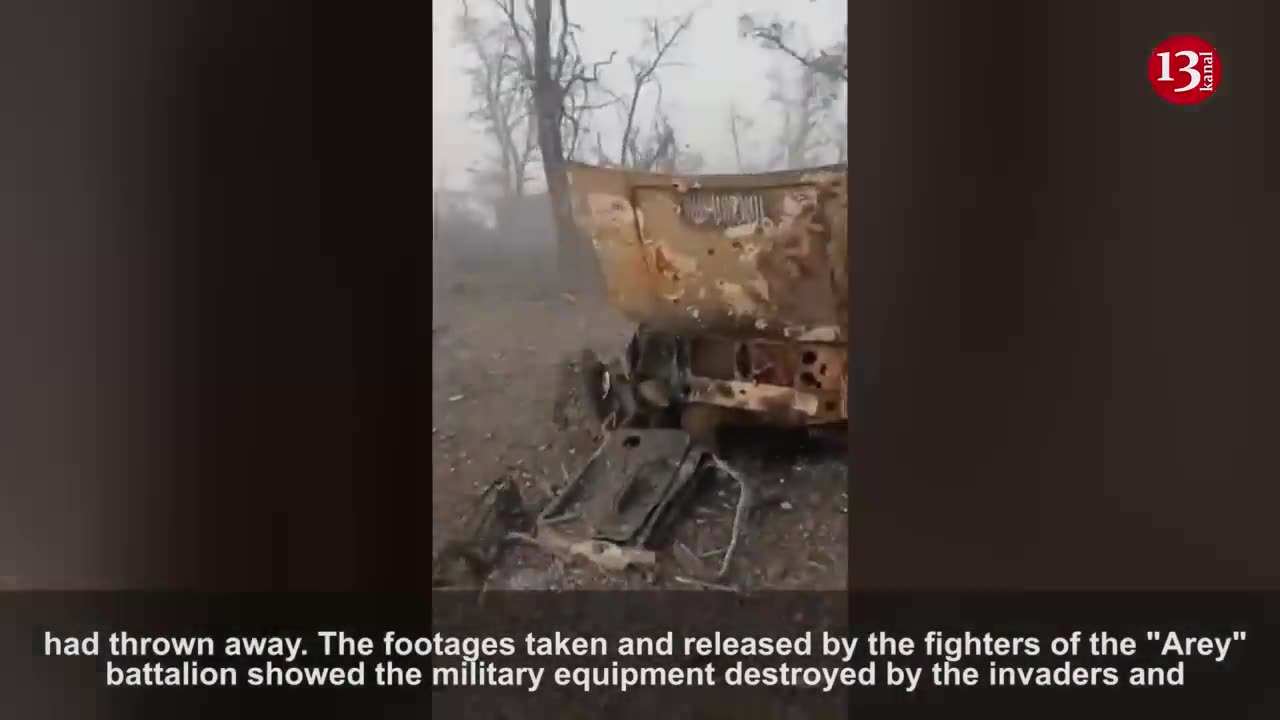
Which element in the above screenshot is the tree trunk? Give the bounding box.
[532,0,597,295]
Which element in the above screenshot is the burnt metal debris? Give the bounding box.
[433,476,530,588]
[566,160,848,431]
[441,161,849,587]
[531,427,751,583]
[540,429,708,546]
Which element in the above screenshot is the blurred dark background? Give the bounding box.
[1,0,1276,592]
[1,1,428,589]
[848,0,1280,588]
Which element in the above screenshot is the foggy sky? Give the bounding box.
[431,0,846,190]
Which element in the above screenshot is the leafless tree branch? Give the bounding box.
[458,0,545,196]
[740,16,849,83]
[490,0,534,79]
[617,12,696,168]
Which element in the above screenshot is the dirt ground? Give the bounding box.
[430,229,848,591]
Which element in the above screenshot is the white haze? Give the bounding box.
[431,0,847,191]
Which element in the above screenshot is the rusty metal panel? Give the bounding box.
[567,162,848,343]
[683,339,846,425]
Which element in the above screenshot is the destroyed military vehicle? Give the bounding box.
[433,162,849,588]
[523,162,850,578]
[566,160,849,437]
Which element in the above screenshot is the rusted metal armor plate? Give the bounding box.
[567,161,848,343]
[567,162,848,425]
[577,429,707,546]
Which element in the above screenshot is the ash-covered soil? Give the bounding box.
[431,237,848,591]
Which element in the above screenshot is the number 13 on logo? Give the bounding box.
[1148,35,1220,105]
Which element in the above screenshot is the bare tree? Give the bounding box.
[580,12,696,174]
[627,110,704,175]
[738,15,848,83]
[457,2,538,197]
[738,14,846,169]
[627,110,678,172]
[727,102,758,172]
[484,0,617,291]
[764,62,839,169]
[615,13,695,169]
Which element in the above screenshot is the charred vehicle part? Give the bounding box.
[569,161,848,439]
[532,162,848,583]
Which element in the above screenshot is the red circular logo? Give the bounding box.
[1148,35,1220,105]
